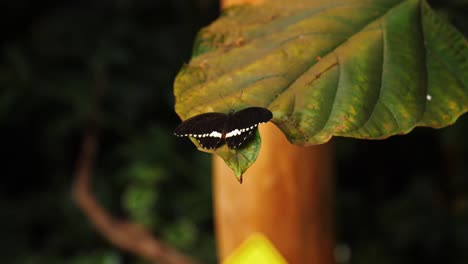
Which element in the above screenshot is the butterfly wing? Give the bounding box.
[225,118,256,149]
[196,135,225,150]
[225,107,272,149]
[174,113,227,149]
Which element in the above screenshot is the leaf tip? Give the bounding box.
[237,174,243,184]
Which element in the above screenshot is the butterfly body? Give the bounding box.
[174,107,272,149]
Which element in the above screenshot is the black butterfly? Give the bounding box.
[174,107,273,150]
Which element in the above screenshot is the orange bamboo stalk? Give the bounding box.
[214,1,335,262]
[213,122,334,263]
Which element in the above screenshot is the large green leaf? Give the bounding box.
[174,0,468,176]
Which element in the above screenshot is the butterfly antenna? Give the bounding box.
[239,88,244,101]
[231,88,245,112]
[218,86,246,113]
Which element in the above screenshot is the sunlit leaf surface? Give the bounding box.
[174,0,468,174]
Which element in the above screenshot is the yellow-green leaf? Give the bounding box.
[174,0,468,175]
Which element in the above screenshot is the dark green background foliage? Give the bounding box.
[0,0,466,264]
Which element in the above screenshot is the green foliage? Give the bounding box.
[212,130,261,181]
[174,0,467,175]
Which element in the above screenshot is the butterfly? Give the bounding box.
[174,107,273,150]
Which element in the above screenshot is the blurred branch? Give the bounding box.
[72,67,198,264]
[73,127,199,264]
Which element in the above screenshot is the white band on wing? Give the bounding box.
[209,131,223,138]
[226,123,260,138]
[226,129,241,138]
